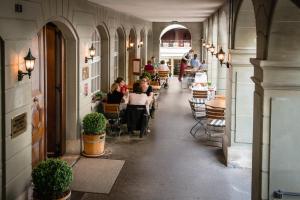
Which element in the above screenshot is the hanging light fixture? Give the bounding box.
[85,44,96,63]
[217,47,231,68]
[18,48,36,81]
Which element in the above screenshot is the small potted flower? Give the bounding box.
[82,112,107,157]
[32,159,73,200]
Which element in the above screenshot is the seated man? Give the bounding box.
[190,54,201,70]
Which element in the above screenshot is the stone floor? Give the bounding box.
[72,78,251,200]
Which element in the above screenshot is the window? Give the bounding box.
[114,32,119,80]
[90,30,101,94]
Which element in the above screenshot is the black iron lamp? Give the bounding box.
[127,42,134,51]
[205,43,210,49]
[217,47,231,68]
[208,44,216,55]
[18,48,35,81]
[138,41,144,48]
[85,44,96,63]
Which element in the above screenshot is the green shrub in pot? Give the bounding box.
[32,158,73,199]
[82,112,107,135]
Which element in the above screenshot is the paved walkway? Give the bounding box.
[72,78,251,200]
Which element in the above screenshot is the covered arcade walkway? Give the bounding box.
[73,78,251,200]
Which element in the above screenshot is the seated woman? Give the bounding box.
[157,60,170,71]
[144,60,155,74]
[115,77,128,95]
[140,77,153,99]
[129,82,150,114]
[107,83,124,104]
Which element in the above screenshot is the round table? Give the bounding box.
[205,98,226,109]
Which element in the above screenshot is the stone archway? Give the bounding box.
[147,29,153,60]
[116,27,126,79]
[31,19,79,164]
[225,0,256,169]
[251,0,300,199]
[128,28,137,84]
[97,23,110,92]
[140,29,146,66]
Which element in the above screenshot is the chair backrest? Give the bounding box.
[103,103,120,114]
[193,90,208,99]
[205,105,225,120]
[151,81,160,86]
[158,71,169,78]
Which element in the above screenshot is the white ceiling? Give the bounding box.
[89,0,225,22]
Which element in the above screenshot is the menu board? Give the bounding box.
[133,59,141,75]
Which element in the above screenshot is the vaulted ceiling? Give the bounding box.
[88,0,225,22]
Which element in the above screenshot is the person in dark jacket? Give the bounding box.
[107,83,124,104]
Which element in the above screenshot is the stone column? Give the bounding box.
[251,59,300,200]
[224,49,255,168]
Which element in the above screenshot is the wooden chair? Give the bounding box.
[103,103,122,136]
[192,90,208,99]
[158,70,169,88]
[204,105,225,140]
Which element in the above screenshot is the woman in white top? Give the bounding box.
[129,82,150,114]
[157,60,170,71]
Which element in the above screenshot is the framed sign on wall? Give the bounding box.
[132,59,141,75]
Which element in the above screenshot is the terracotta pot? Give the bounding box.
[82,133,105,157]
[33,189,71,200]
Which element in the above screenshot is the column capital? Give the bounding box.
[251,58,300,90]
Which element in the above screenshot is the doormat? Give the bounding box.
[71,158,125,194]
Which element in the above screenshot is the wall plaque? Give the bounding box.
[11,112,27,138]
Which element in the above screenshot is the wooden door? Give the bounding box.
[45,23,66,157]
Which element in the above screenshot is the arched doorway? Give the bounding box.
[224,0,256,169]
[97,24,110,92]
[147,30,153,60]
[116,27,126,79]
[159,24,191,76]
[32,21,77,166]
[128,28,137,84]
[140,29,146,66]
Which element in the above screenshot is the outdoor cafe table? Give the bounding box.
[205,98,226,109]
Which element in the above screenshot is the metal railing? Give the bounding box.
[160,40,191,47]
[273,190,300,199]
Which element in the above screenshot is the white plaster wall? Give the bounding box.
[0,0,152,199]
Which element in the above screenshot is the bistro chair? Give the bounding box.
[103,103,122,137]
[202,105,225,147]
[158,70,169,88]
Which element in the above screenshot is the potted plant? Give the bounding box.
[82,112,107,157]
[92,91,106,103]
[32,159,73,200]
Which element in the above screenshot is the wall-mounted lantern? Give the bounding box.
[127,42,135,51]
[138,41,144,48]
[18,48,35,81]
[217,47,231,68]
[85,44,96,63]
[208,44,215,55]
[205,43,211,50]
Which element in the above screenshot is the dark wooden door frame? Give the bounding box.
[44,23,66,157]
